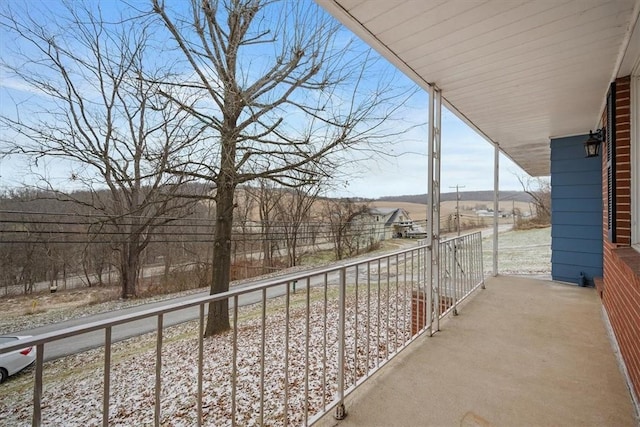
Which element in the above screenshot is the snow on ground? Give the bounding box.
[483,227,551,276]
[0,284,414,426]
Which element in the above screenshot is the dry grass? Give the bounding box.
[1,287,120,320]
[371,200,533,226]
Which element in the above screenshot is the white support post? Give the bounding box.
[426,85,434,336]
[434,88,442,332]
[493,144,499,276]
[426,86,442,334]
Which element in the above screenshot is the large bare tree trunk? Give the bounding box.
[206,188,234,334]
[206,139,237,335]
[121,242,140,298]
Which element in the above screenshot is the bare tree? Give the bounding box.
[231,187,255,259]
[323,198,370,260]
[275,172,323,267]
[245,180,284,269]
[517,175,551,226]
[152,0,412,335]
[0,2,204,298]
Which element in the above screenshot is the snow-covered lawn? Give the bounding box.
[1,284,415,426]
[483,227,551,275]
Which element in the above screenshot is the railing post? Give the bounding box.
[103,327,112,427]
[480,233,486,289]
[197,305,204,427]
[154,314,163,427]
[32,343,44,427]
[335,266,347,420]
[453,240,458,316]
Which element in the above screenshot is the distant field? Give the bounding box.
[233,188,534,224]
[371,200,534,224]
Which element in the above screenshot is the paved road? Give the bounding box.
[17,270,330,361]
[15,247,415,362]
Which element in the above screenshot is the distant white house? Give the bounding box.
[475,209,511,218]
[352,208,424,244]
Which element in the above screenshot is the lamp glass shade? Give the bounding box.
[584,134,601,158]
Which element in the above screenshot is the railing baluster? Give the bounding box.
[377,259,381,367]
[284,283,290,425]
[354,265,359,387]
[304,277,310,425]
[385,257,390,360]
[395,253,399,352]
[260,288,266,426]
[453,241,459,316]
[197,305,204,427]
[33,343,44,427]
[480,233,486,288]
[103,327,112,427]
[335,267,347,420]
[155,314,163,427]
[232,295,238,427]
[322,273,328,410]
[366,262,371,376]
[467,235,472,292]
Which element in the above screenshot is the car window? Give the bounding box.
[0,337,18,345]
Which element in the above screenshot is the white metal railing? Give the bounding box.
[0,232,484,426]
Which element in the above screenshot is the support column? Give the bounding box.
[427,85,442,335]
[493,144,499,276]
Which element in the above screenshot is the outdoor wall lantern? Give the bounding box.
[584,128,604,158]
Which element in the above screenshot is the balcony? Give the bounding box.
[317,275,637,426]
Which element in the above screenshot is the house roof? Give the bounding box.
[368,207,410,226]
[369,207,399,216]
[316,0,640,177]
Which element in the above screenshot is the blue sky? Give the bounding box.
[0,0,530,200]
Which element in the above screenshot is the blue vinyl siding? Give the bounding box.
[551,184,602,199]
[551,225,601,238]
[550,135,603,286]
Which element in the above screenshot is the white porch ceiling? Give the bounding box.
[316,0,640,177]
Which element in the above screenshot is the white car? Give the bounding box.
[0,336,37,383]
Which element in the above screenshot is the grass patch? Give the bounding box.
[23,300,47,316]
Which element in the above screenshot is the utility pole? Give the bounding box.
[450,185,465,236]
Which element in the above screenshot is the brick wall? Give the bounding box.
[614,76,632,244]
[603,245,640,400]
[411,291,427,335]
[602,75,640,401]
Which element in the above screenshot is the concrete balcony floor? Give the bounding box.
[318,276,638,427]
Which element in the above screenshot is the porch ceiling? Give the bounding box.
[316,0,640,177]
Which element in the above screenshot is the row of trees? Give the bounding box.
[0,185,383,297]
[0,1,414,335]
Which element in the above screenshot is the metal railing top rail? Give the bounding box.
[0,231,482,355]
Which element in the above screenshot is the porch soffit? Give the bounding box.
[316,0,640,177]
